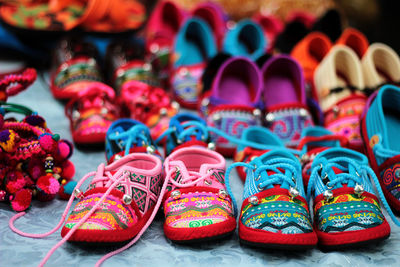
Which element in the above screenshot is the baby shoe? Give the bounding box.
[105,118,159,164]
[146,0,185,85]
[314,45,366,151]
[336,28,369,59]
[171,17,217,108]
[200,56,263,157]
[163,147,236,242]
[192,1,227,49]
[60,153,163,242]
[307,147,391,249]
[290,32,332,92]
[298,126,348,186]
[361,43,400,93]
[361,85,400,213]
[252,13,284,52]
[65,82,119,146]
[261,55,314,147]
[51,37,103,100]
[106,40,179,140]
[234,126,284,182]
[223,19,267,60]
[0,68,37,102]
[227,149,317,249]
[158,113,211,157]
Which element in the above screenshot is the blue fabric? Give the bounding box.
[174,18,217,67]
[366,85,400,165]
[3,75,400,266]
[223,19,267,60]
[236,126,283,153]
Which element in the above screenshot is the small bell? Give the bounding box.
[212,113,221,122]
[218,189,228,199]
[122,194,132,205]
[299,108,308,118]
[354,183,364,198]
[74,188,84,199]
[265,113,275,123]
[207,142,216,150]
[289,186,300,199]
[171,190,181,200]
[252,109,261,117]
[249,195,259,205]
[323,190,334,202]
[146,145,156,154]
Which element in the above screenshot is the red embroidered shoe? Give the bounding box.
[163,147,236,242]
[65,82,119,146]
[50,37,103,100]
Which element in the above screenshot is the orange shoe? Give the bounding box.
[291,32,332,93]
[336,28,369,59]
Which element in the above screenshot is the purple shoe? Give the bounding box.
[200,56,263,157]
[261,55,314,147]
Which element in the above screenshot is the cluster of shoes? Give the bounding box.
[7,1,400,266]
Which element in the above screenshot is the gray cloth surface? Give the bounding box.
[1,76,400,267]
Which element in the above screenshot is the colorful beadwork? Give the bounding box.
[64,192,138,230]
[241,195,313,234]
[164,191,234,228]
[314,193,384,233]
[266,107,313,147]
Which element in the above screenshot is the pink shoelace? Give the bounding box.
[8,159,215,266]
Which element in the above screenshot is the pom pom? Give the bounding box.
[61,160,75,180]
[36,174,60,201]
[0,129,18,152]
[57,140,73,160]
[0,190,6,201]
[27,159,45,180]
[58,180,77,200]
[39,133,57,153]
[24,115,46,128]
[5,171,26,194]
[11,189,32,212]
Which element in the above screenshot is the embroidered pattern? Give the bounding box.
[207,108,261,151]
[314,193,384,233]
[267,107,313,147]
[380,163,400,201]
[324,97,366,142]
[241,194,313,234]
[65,193,138,230]
[164,191,234,228]
[172,63,205,105]
[54,58,102,90]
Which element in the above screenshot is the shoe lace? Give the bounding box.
[164,160,215,189]
[224,157,299,217]
[306,157,400,227]
[9,162,170,267]
[373,142,398,161]
[108,124,154,157]
[155,121,302,156]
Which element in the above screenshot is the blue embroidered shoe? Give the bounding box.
[234,126,284,182]
[223,19,267,60]
[105,118,159,164]
[171,17,217,109]
[307,147,397,249]
[362,84,400,213]
[226,149,317,249]
[156,113,211,156]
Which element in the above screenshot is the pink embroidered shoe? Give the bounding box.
[9,153,166,266]
[261,55,314,147]
[65,82,119,146]
[60,153,163,242]
[163,147,236,242]
[0,68,37,102]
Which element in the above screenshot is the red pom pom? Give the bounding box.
[36,174,60,201]
[5,171,26,194]
[39,134,57,153]
[61,160,75,180]
[11,189,32,212]
[27,159,45,180]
